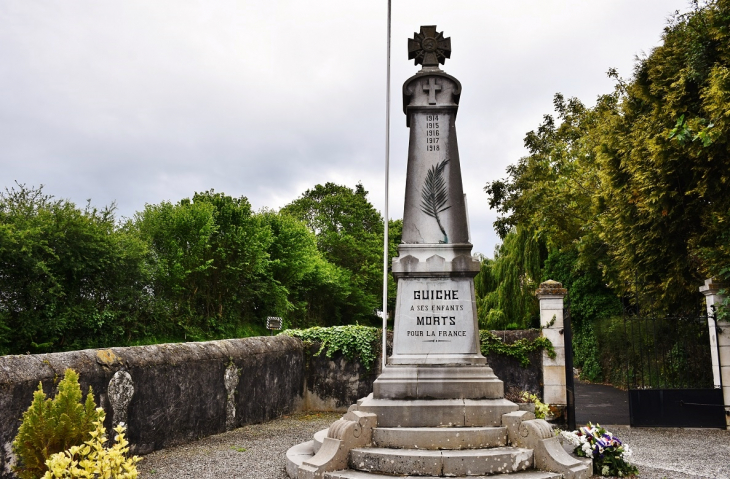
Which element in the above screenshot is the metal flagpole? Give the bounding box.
[382,0,392,371]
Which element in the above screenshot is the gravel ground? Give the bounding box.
[136,412,341,479]
[597,425,730,479]
[136,415,730,479]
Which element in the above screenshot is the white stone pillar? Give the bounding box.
[536,280,567,407]
[699,278,730,429]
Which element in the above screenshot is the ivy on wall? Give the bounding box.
[283,326,556,371]
[282,325,381,371]
[479,330,556,368]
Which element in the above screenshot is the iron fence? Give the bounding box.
[623,313,715,390]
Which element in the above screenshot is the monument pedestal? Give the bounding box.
[373,365,503,399]
[374,242,503,399]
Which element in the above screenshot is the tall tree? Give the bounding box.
[0,184,149,354]
[486,0,730,312]
[593,0,730,309]
[257,209,351,328]
[134,190,274,338]
[474,227,546,329]
[282,183,389,324]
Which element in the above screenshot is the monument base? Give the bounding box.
[373,365,504,399]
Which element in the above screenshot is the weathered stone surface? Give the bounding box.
[389,277,482,364]
[391,245,480,278]
[349,447,442,476]
[313,428,328,453]
[224,362,240,430]
[536,280,567,297]
[506,418,592,479]
[0,335,306,477]
[502,410,536,446]
[287,440,315,479]
[303,344,380,411]
[325,470,562,479]
[373,426,507,450]
[483,329,543,398]
[108,370,134,426]
[373,365,502,399]
[356,395,517,428]
[299,411,377,479]
[441,447,533,476]
[348,446,533,476]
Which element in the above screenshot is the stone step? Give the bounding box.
[373,426,508,450]
[349,446,533,476]
[285,440,314,479]
[356,395,518,427]
[327,468,562,479]
[313,428,328,453]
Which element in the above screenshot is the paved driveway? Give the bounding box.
[574,378,630,426]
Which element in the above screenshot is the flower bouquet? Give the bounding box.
[560,423,638,477]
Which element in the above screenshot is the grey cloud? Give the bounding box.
[0,0,689,256]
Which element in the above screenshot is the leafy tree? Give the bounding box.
[282,183,386,324]
[258,209,351,328]
[0,184,150,354]
[474,227,546,329]
[134,190,274,339]
[387,218,403,314]
[592,0,730,309]
[486,0,730,313]
[484,0,730,382]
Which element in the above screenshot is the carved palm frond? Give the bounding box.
[420,159,451,242]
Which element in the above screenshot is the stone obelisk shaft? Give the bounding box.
[373,26,502,400]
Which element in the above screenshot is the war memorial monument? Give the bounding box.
[286,26,591,479]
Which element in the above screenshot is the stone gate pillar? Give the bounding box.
[699,278,730,429]
[536,280,567,408]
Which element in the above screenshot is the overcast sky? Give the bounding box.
[0,0,690,257]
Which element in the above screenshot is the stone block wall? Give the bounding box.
[0,336,305,478]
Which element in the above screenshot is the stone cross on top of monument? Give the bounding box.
[408,25,451,69]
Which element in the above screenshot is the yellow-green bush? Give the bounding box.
[521,391,550,419]
[42,409,141,479]
[12,369,100,479]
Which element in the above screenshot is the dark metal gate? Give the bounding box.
[624,312,726,428]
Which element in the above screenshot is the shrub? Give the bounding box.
[520,391,550,419]
[573,321,603,382]
[12,369,100,479]
[42,409,141,479]
[479,330,556,368]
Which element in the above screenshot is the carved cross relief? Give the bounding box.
[423,78,441,105]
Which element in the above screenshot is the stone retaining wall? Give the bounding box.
[302,343,381,411]
[0,335,305,478]
[484,329,544,398]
